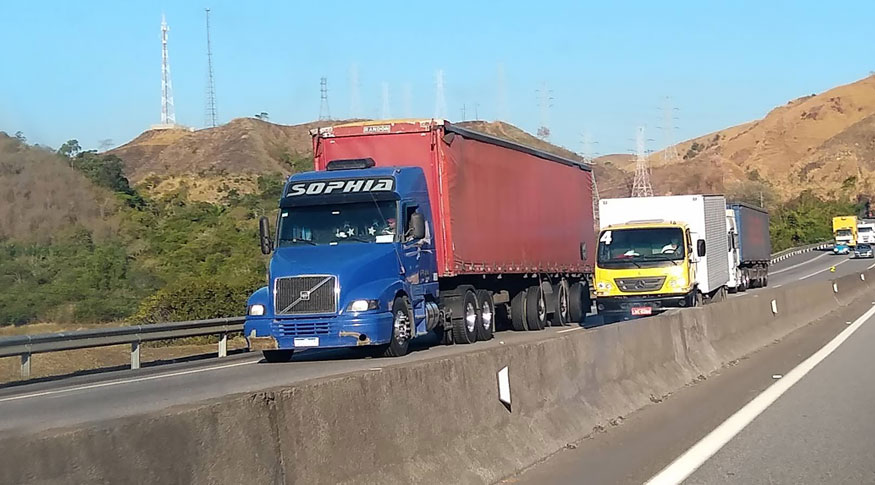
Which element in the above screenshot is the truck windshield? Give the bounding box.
[859,227,873,233]
[598,227,685,265]
[276,200,398,247]
[836,229,853,237]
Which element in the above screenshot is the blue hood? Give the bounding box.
[269,243,403,311]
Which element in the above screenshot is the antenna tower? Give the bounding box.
[160,14,176,126]
[204,9,218,127]
[402,83,413,118]
[536,82,553,140]
[348,64,361,118]
[381,82,391,119]
[660,96,680,164]
[319,77,331,121]
[434,69,447,120]
[631,126,654,197]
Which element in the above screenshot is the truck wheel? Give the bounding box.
[693,291,703,307]
[738,274,748,292]
[382,296,413,357]
[475,289,495,341]
[525,285,547,330]
[553,280,571,326]
[762,274,768,287]
[568,282,589,323]
[452,290,479,344]
[262,349,294,363]
[510,289,528,331]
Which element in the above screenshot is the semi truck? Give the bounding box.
[857,221,875,244]
[594,195,730,317]
[244,119,596,361]
[726,202,770,292]
[833,216,858,248]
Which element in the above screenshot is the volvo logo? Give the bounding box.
[300,291,311,301]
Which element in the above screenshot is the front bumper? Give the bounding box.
[596,291,694,314]
[244,312,395,350]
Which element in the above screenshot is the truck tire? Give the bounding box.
[738,272,748,292]
[525,285,546,331]
[553,280,571,326]
[382,296,413,357]
[262,349,294,363]
[510,289,528,331]
[452,289,479,344]
[475,289,495,341]
[568,282,589,323]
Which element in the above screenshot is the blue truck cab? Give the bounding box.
[244,160,440,361]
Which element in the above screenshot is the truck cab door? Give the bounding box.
[686,228,697,285]
[399,203,436,300]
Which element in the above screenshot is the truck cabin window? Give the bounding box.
[598,227,686,265]
[277,201,398,247]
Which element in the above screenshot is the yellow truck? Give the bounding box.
[832,216,857,249]
[595,195,730,317]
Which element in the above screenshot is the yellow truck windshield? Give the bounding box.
[598,227,685,265]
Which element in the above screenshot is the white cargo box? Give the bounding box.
[599,195,730,294]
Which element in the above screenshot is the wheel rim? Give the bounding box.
[394,309,410,342]
[538,291,546,321]
[465,301,477,333]
[559,286,569,321]
[481,299,493,331]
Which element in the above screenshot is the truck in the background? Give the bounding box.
[857,220,875,244]
[726,203,770,292]
[594,195,730,317]
[833,216,858,249]
[243,119,595,361]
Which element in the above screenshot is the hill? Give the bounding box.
[640,75,875,202]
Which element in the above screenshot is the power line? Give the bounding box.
[658,96,679,164]
[204,9,218,128]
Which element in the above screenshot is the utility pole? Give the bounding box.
[631,126,654,197]
[204,8,218,128]
[461,104,466,120]
[319,77,331,121]
[659,96,679,164]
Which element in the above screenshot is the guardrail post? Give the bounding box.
[20,353,31,379]
[218,332,228,358]
[131,341,140,370]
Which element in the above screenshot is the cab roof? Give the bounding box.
[601,220,688,231]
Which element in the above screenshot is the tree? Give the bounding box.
[254,112,269,121]
[57,139,82,159]
[14,131,26,143]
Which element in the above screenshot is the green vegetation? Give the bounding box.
[0,135,282,326]
[769,191,861,252]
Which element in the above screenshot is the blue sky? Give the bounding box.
[1,0,873,155]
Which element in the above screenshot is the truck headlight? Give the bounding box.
[596,281,613,290]
[669,277,687,289]
[248,304,265,316]
[347,299,379,312]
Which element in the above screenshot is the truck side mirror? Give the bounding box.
[409,212,426,240]
[259,216,273,255]
[697,239,706,257]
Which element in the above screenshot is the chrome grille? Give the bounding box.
[615,277,666,293]
[275,276,337,315]
[273,320,331,337]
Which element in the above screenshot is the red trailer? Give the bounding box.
[312,119,595,332]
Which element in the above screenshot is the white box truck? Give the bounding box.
[595,195,731,316]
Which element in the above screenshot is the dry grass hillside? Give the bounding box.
[640,75,875,201]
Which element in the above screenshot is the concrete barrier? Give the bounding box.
[2,271,874,485]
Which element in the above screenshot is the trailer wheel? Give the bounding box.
[262,349,294,363]
[525,285,546,330]
[553,280,571,326]
[568,282,589,323]
[510,289,528,331]
[452,290,479,344]
[475,289,495,341]
[382,296,413,357]
[738,272,748,292]
[762,274,768,287]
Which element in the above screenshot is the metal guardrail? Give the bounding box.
[0,317,244,379]
[0,240,835,381]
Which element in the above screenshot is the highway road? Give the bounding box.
[506,249,875,485]
[0,248,871,451]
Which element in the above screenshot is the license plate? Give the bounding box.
[631,307,652,316]
[293,337,319,347]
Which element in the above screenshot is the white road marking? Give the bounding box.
[558,327,583,334]
[799,258,850,280]
[867,261,875,270]
[773,284,783,288]
[769,252,828,275]
[645,303,875,485]
[0,358,260,404]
